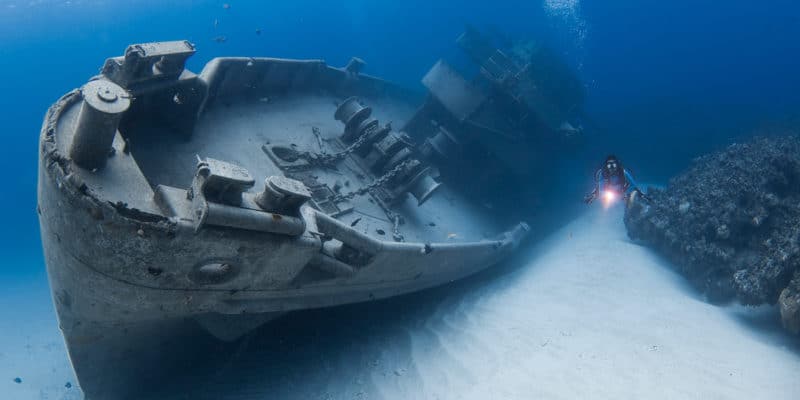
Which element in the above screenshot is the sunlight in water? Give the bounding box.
[542,0,588,67]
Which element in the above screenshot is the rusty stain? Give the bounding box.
[88,206,104,220]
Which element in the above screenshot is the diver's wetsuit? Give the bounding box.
[584,166,643,204]
[584,155,648,205]
[595,168,638,196]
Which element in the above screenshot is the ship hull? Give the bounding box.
[37,43,530,399]
[38,105,527,399]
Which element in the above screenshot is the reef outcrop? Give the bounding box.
[624,136,800,334]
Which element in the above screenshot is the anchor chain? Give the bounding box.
[329,159,413,203]
[303,124,409,242]
[301,125,378,167]
[386,210,405,242]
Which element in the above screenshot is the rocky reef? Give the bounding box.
[624,136,800,334]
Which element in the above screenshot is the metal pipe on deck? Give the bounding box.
[204,202,306,236]
[309,253,356,277]
[314,212,383,255]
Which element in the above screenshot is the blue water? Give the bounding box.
[2,0,799,264]
[1,0,799,397]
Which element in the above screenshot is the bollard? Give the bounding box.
[69,80,130,170]
[254,176,311,216]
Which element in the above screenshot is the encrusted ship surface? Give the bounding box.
[37,34,580,399]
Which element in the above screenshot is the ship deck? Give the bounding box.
[130,92,503,244]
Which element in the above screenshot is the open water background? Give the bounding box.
[0,1,798,397]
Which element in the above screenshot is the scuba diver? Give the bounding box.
[584,155,647,206]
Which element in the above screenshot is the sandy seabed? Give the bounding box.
[2,206,799,399]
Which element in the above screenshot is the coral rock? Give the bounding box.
[625,136,800,333]
[779,274,800,334]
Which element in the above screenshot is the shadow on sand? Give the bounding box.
[140,212,572,400]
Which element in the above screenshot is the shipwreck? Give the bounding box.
[37,31,582,398]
